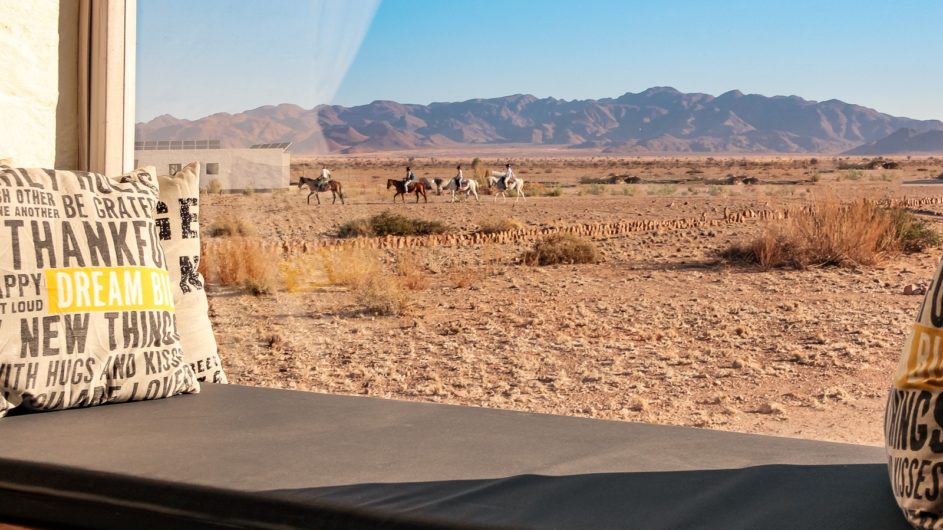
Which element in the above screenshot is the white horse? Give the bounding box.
[486,171,526,202]
[441,177,480,203]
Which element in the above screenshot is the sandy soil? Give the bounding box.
[203,156,943,446]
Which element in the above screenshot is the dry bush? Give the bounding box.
[448,266,486,289]
[202,238,279,294]
[317,248,414,315]
[206,215,256,238]
[352,276,412,316]
[395,251,427,291]
[722,202,940,269]
[478,216,524,234]
[208,178,223,194]
[319,248,381,287]
[523,234,602,266]
[279,254,329,293]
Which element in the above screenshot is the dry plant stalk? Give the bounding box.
[202,237,279,294]
[395,251,427,291]
[318,247,414,315]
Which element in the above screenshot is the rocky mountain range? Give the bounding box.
[135,87,943,155]
[843,128,943,155]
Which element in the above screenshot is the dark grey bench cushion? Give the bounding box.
[0,384,906,529]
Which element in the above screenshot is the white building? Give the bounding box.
[133,140,291,192]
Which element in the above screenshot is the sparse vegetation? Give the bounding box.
[523,233,601,266]
[338,211,447,238]
[721,201,941,269]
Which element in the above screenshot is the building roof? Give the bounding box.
[250,142,292,151]
[135,139,221,150]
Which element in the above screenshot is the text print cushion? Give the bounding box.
[156,162,226,383]
[0,166,199,416]
[887,257,943,528]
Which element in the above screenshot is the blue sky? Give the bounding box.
[137,0,943,122]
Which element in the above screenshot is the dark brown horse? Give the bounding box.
[387,179,427,203]
[299,176,345,205]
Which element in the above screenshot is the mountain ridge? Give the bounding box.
[135,88,943,155]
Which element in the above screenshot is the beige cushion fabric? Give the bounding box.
[887,258,943,527]
[156,162,226,383]
[0,165,199,416]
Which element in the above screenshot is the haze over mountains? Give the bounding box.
[135,87,943,155]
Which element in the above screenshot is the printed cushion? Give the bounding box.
[155,162,226,383]
[0,166,199,417]
[887,258,943,528]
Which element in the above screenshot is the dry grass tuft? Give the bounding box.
[208,178,223,194]
[478,216,524,234]
[722,201,940,269]
[206,215,257,238]
[202,238,279,294]
[523,234,602,266]
[352,276,413,316]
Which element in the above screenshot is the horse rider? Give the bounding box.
[315,165,332,188]
[502,163,515,189]
[454,164,466,190]
[403,166,417,193]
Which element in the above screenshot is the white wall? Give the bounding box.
[134,148,290,191]
[0,0,75,168]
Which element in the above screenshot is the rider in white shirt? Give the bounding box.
[503,163,515,189]
[455,164,465,189]
[317,166,332,187]
[403,166,417,193]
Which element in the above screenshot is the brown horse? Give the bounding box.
[387,179,427,203]
[299,176,345,205]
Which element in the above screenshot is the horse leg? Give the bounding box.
[307,191,313,205]
[316,192,321,205]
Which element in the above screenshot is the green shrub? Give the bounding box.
[338,211,447,238]
[888,209,942,252]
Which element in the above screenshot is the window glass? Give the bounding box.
[135,1,943,447]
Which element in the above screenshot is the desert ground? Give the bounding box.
[201,154,943,446]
